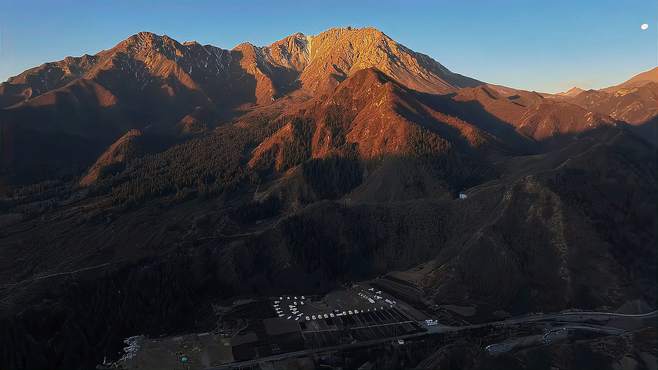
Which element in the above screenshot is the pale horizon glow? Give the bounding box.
[0,0,656,93]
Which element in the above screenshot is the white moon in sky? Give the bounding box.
[641,23,649,30]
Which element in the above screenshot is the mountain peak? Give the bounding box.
[601,66,658,93]
[125,31,163,43]
[1,26,482,113]
[309,26,390,48]
[621,66,658,87]
[558,86,584,97]
[118,31,180,51]
[297,26,480,94]
[316,26,386,37]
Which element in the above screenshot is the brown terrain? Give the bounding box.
[0,27,656,370]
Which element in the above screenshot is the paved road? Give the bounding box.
[485,322,628,355]
[206,329,431,370]
[0,262,117,289]
[424,309,657,334]
[492,310,658,327]
[205,309,657,369]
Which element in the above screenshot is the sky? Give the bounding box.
[0,0,656,93]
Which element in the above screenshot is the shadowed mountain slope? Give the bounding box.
[0,28,656,370]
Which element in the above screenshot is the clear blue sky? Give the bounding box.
[0,0,656,92]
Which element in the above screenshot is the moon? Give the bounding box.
[641,23,649,30]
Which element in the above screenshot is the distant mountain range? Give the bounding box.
[1,28,655,188]
[0,27,656,370]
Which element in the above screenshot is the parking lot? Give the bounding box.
[268,284,424,349]
[272,284,399,323]
[300,306,423,348]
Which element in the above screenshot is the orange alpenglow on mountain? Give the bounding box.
[0,26,656,370]
[4,27,654,187]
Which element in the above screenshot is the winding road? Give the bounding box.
[207,309,656,369]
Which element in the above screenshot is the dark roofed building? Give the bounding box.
[263,318,301,336]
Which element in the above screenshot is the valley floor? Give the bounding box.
[108,277,657,370]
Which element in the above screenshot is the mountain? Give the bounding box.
[0,28,483,188]
[2,28,638,189]
[0,27,656,370]
[78,129,144,186]
[516,101,615,141]
[78,129,172,186]
[557,86,584,97]
[295,27,482,94]
[0,28,483,112]
[569,83,658,125]
[444,84,619,147]
[603,66,658,91]
[248,68,497,205]
[0,54,100,108]
[554,67,658,125]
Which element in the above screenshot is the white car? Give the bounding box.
[305,316,310,321]
[312,315,316,320]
